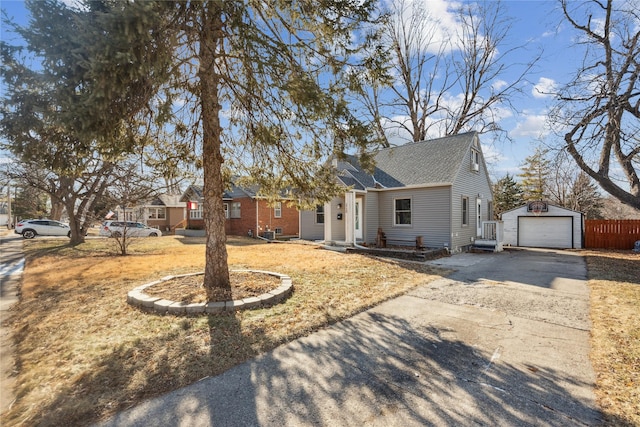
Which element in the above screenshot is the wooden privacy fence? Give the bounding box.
[585,219,640,249]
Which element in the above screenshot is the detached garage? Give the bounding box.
[502,202,584,249]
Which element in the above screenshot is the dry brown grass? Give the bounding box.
[584,250,640,426]
[2,236,446,426]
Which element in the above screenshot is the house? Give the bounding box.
[113,193,187,233]
[299,132,498,253]
[179,181,299,238]
[501,202,584,249]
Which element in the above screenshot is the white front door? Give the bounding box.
[354,198,363,240]
[476,198,482,237]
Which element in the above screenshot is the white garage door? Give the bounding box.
[519,217,573,248]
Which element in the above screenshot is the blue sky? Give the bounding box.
[1,0,582,181]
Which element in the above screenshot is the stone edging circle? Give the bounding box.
[127,270,293,315]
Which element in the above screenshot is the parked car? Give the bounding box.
[100,221,162,238]
[15,219,71,239]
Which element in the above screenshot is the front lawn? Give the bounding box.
[2,236,446,426]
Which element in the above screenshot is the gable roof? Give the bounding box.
[336,132,479,189]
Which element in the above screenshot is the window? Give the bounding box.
[274,202,282,218]
[224,203,229,219]
[462,196,469,226]
[190,205,203,219]
[148,207,166,220]
[315,205,324,224]
[230,202,241,218]
[471,149,480,171]
[274,227,283,234]
[394,198,412,226]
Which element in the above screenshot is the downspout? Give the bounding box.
[255,199,259,238]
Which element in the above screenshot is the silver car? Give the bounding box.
[15,219,71,239]
[100,221,162,238]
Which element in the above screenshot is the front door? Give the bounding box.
[476,198,482,237]
[355,198,363,240]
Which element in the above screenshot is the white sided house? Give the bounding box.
[300,132,502,253]
[501,202,584,249]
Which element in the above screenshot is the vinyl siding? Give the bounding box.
[450,136,494,251]
[374,187,451,248]
[364,192,379,242]
[299,210,324,241]
[327,196,346,241]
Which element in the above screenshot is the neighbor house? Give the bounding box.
[180,181,299,238]
[300,132,497,253]
[111,193,187,233]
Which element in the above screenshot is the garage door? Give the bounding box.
[519,217,573,248]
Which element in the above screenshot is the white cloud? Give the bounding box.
[492,80,508,91]
[532,77,557,98]
[510,114,550,139]
[383,0,463,55]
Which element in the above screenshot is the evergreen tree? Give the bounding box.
[492,173,524,218]
[568,172,604,219]
[6,1,385,300]
[519,147,550,201]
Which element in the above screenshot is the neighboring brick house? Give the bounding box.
[180,182,299,238]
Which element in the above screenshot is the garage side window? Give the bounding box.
[462,196,469,226]
[394,198,412,226]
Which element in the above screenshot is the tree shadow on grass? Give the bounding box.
[95,309,606,427]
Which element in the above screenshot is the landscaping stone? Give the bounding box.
[153,299,174,313]
[129,270,292,316]
[185,303,206,314]
[205,301,226,314]
[242,296,262,309]
[225,300,245,312]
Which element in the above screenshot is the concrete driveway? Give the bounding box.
[98,248,601,426]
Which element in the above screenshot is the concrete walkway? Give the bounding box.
[97,248,601,426]
[0,233,23,413]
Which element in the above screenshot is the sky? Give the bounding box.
[0,0,587,181]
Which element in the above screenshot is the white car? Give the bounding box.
[15,219,71,239]
[100,221,162,238]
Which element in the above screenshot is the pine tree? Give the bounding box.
[492,173,524,218]
[519,147,550,201]
[568,172,604,219]
[13,1,386,300]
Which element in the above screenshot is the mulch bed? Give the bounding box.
[143,271,281,304]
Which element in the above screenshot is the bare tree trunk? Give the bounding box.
[50,199,64,221]
[199,4,231,301]
[66,202,86,245]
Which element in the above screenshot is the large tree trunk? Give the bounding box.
[199,4,231,302]
[66,203,86,245]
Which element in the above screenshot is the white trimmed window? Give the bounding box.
[394,198,412,226]
[315,205,324,224]
[224,203,229,219]
[190,205,203,219]
[148,207,166,220]
[471,149,480,171]
[462,196,469,226]
[230,202,241,218]
[274,202,282,218]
